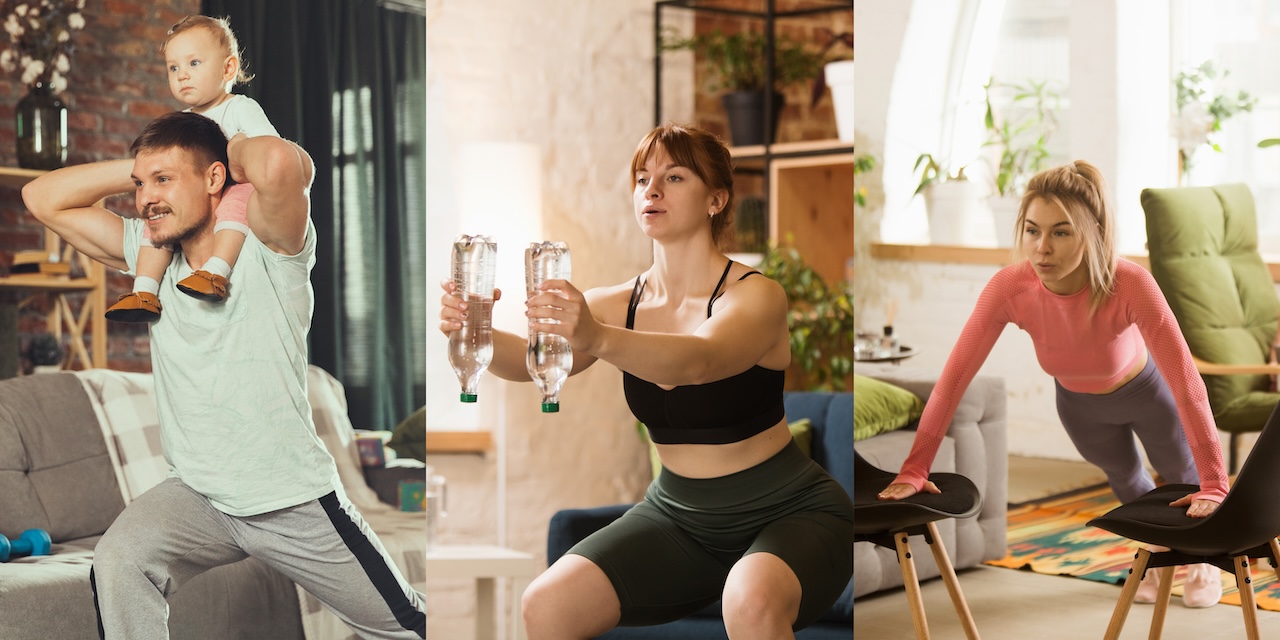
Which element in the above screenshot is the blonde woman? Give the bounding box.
[877,160,1228,607]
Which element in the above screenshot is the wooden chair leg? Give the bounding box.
[1148,565,1174,640]
[894,531,931,640]
[1268,538,1280,573]
[1104,549,1151,640]
[924,521,980,640]
[1234,554,1260,640]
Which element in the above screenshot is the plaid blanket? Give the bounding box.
[76,367,425,640]
[76,370,167,504]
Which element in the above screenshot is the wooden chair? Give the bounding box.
[1088,403,1280,640]
[853,451,982,639]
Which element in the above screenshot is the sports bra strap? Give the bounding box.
[708,261,762,317]
[627,260,763,329]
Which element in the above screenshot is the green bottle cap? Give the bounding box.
[541,402,560,413]
[460,393,478,403]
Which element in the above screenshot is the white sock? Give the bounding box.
[202,256,232,278]
[133,276,160,296]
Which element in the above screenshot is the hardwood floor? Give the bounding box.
[853,564,1280,639]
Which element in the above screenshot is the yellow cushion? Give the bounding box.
[853,374,924,441]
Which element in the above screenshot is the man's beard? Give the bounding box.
[146,205,212,247]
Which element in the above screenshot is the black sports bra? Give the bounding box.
[622,260,786,445]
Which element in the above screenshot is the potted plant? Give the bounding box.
[982,78,1060,247]
[758,240,853,391]
[913,152,982,245]
[809,29,855,143]
[663,28,827,146]
[25,332,64,374]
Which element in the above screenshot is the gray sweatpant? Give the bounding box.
[1055,356,1199,504]
[90,477,425,639]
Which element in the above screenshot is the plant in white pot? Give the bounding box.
[808,29,854,143]
[981,78,1060,247]
[913,153,981,246]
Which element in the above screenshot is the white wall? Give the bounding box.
[424,1,687,636]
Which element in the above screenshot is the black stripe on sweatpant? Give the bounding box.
[318,491,426,638]
[90,566,105,640]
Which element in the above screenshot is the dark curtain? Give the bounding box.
[202,0,426,431]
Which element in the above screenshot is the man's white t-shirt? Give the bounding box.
[123,216,340,516]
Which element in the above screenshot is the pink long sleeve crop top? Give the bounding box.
[894,259,1229,503]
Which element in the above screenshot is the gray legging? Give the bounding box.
[1055,356,1200,504]
[90,478,426,639]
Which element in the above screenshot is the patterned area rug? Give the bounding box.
[985,485,1280,611]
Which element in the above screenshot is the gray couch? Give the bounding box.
[0,367,424,640]
[853,365,1008,598]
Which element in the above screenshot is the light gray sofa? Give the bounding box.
[853,365,1008,598]
[0,367,424,640]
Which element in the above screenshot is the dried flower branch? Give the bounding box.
[0,0,86,93]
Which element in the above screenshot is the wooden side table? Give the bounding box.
[426,544,537,640]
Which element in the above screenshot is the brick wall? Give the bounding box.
[687,1,853,145]
[0,0,200,373]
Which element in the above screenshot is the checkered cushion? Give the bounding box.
[75,369,169,503]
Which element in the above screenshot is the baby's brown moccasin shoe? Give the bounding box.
[105,291,162,323]
[177,270,229,302]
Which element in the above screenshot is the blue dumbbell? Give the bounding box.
[0,529,52,562]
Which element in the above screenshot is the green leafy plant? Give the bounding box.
[25,332,63,367]
[1261,138,1280,148]
[912,153,970,198]
[662,28,827,93]
[982,78,1059,197]
[758,241,853,391]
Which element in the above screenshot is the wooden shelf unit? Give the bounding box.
[769,150,854,285]
[0,166,108,370]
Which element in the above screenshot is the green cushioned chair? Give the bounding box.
[1141,184,1280,472]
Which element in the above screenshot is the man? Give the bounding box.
[22,112,427,639]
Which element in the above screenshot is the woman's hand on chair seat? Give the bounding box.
[1168,494,1219,518]
[877,481,940,501]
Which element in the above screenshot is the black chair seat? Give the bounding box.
[1087,484,1276,558]
[853,452,982,534]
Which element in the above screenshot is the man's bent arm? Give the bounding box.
[22,160,133,272]
[228,134,315,256]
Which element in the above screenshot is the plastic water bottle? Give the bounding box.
[525,241,573,413]
[449,235,497,403]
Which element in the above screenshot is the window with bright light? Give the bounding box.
[881,0,1280,251]
[1171,0,1280,251]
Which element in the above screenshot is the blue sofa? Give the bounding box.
[545,392,853,639]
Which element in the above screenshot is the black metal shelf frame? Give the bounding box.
[652,0,854,230]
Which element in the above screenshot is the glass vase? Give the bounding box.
[15,82,68,170]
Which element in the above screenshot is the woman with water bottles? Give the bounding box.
[437,123,852,640]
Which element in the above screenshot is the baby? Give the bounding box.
[106,15,278,322]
